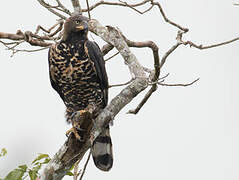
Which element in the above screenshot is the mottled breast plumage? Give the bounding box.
[48,40,107,120]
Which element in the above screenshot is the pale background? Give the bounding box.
[0,0,239,180]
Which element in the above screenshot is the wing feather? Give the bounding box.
[85,41,109,107]
[48,46,66,102]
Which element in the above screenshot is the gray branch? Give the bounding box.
[40,19,148,180]
[71,0,82,14]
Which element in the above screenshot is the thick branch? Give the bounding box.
[0,31,52,47]
[88,19,148,139]
[120,35,160,114]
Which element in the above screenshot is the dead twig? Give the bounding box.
[151,1,189,32]
[159,78,200,87]
[105,51,119,61]
[79,150,91,180]
[160,42,181,69]
[85,0,188,32]
[56,0,71,15]
[35,20,64,38]
[86,0,91,19]
[37,0,67,19]
[0,21,64,56]
[101,43,114,56]
[159,73,170,80]
[82,0,152,12]
[0,31,52,47]
[176,30,239,50]
[182,37,239,50]
[109,78,134,88]
[119,0,154,14]
[73,159,80,180]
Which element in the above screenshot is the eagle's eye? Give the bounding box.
[75,20,80,24]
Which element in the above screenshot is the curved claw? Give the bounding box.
[66,127,84,141]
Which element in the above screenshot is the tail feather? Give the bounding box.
[91,127,113,171]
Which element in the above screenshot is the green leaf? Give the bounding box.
[18,165,27,172]
[66,171,74,176]
[32,154,49,164]
[69,164,75,171]
[42,157,51,165]
[32,164,41,172]
[28,170,38,180]
[0,148,7,157]
[4,168,26,180]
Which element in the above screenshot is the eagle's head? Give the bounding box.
[62,14,89,42]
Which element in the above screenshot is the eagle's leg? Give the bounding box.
[66,109,91,141]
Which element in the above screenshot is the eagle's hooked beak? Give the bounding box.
[76,22,88,31]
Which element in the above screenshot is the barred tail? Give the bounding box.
[91,127,113,171]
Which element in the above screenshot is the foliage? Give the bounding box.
[0,148,7,158]
[1,152,75,180]
[2,153,50,180]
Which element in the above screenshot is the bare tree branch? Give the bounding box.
[119,0,154,14]
[86,0,91,19]
[159,73,170,81]
[71,0,82,14]
[0,21,64,56]
[0,31,53,47]
[151,1,189,32]
[83,0,188,32]
[36,0,67,19]
[0,40,48,57]
[109,78,134,88]
[104,51,119,61]
[56,0,72,15]
[82,0,152,12]
[79,150,91,180]
[182,37,239,50]
[73,159,80,180]
[101,43,114,56]
[120,34,160,114]
[160,42,181,69]
[35,20,64,38]
[159,78,200,87]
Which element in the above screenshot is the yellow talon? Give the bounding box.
[66,127,83,141]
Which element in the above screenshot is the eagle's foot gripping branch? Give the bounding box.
[66,109,92,141]
[65,126,83,141]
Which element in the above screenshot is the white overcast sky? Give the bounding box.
[0,0,239,180]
